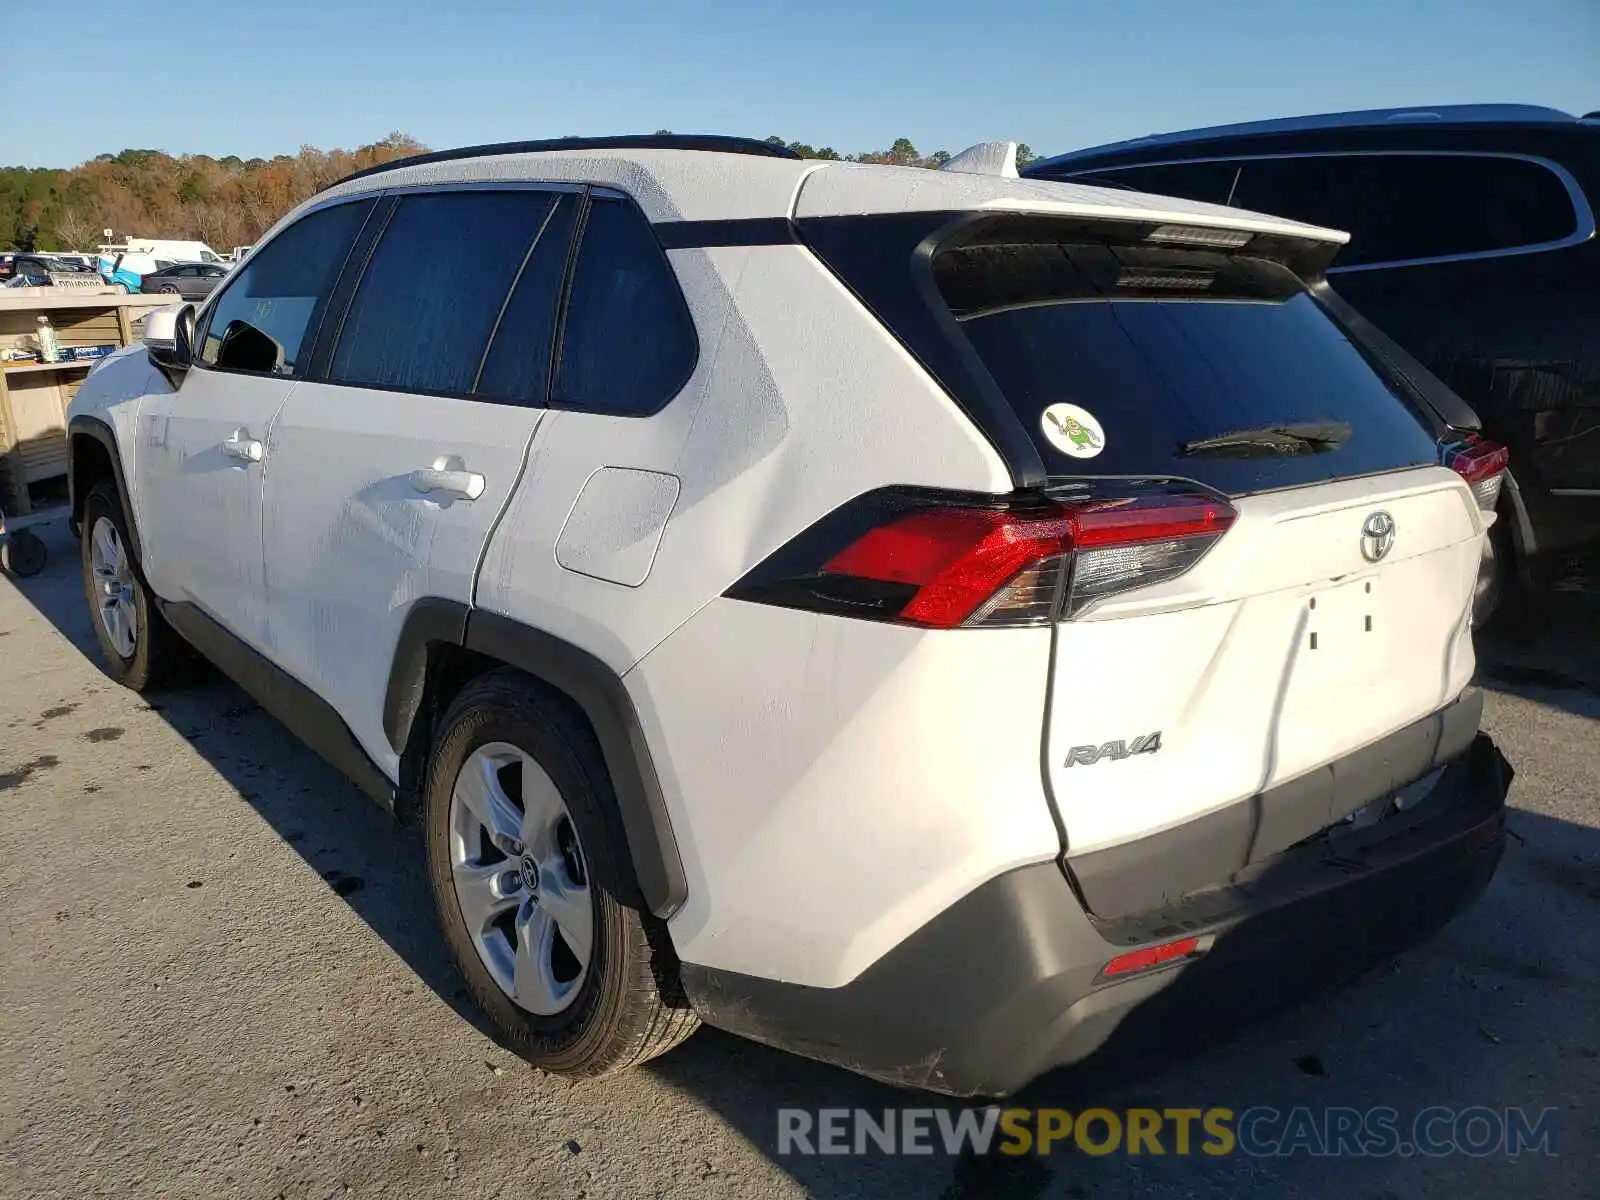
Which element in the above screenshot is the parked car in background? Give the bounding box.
[98,252,177,293]
[141,261,229,300]
[123,238,226,265]
[1025,104,1600,615]
[66,134,1508,1098]
[1,254,102,287]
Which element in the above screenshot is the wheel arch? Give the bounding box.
[1498,466,1538,587]
[385,602,687,920]
[68,415,141,559]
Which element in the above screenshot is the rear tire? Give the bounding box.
[424,668,699,1077]
[80,481,190,691]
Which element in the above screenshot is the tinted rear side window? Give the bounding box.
[935,239,1439,495]
[1232,154,1577,266]
[331,190,556,394]
[554,195,697,416]
[477,194,579,405]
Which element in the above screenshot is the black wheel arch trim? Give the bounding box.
[1498,467,1537,581]
[383,604,687,919]
[382,597,470,754]
[68,415,143,561]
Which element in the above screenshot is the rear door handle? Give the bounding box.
[222,429,263,463]
[409,456,485,501]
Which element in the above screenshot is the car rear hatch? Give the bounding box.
[794,179,1491,902]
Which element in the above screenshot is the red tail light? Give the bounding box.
[1442,436,1509,512]
[728,489,1236,629]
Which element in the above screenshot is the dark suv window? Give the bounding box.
[932,227,1440,495]
[1072,161,1241,205]
[553,194,697,416]
[198,199,374,375]
[330,190,558,395]
[1232,154,1577,266]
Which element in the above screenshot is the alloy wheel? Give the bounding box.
[89,516,138,659]
[448,742,594,1015]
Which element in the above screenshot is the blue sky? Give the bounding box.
[4,0,1595,168]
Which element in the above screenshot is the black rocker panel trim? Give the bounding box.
[158,600,395,810]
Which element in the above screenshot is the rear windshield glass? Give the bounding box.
[935,241,1439,495]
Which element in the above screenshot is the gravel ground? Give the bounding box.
[1,519,1596,1200]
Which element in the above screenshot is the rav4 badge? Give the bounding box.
[1064,731,1162,767]
[1040,402,1106,459]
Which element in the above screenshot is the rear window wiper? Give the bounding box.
[1177,421,1351,458]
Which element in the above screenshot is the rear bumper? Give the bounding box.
[680,733,1511,1097]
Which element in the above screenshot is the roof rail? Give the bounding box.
[327,134,803,190]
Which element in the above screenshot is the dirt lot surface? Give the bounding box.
[2,520,1596,1199]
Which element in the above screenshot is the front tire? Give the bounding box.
[80,481,187,691]
[424,669,699,1077]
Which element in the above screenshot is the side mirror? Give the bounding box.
[144,302,195,382]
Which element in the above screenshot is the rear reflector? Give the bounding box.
[730,489,1236,629]
[1101,936,1202,978]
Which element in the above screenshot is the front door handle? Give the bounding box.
[222,429,263,463]
[409,456,485,501]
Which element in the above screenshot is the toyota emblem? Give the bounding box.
[1361,511,1395,562]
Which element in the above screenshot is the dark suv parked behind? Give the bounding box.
[1026,104,1600,605]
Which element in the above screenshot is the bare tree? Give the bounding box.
[53,206,99,250]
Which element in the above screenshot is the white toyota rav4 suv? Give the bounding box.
[67,134,1512,1097]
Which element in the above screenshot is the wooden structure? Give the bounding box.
[0,290,173,514]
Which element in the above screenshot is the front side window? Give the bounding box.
[330,190,557,395]
[553,195,697,416]
[197,199,373,376]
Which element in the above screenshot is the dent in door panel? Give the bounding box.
[556,468,681,587]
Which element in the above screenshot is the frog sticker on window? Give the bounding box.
[1040,402,1105,459]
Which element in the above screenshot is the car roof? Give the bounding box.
[302,143,1348,248]
[1029,104,1586,171]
